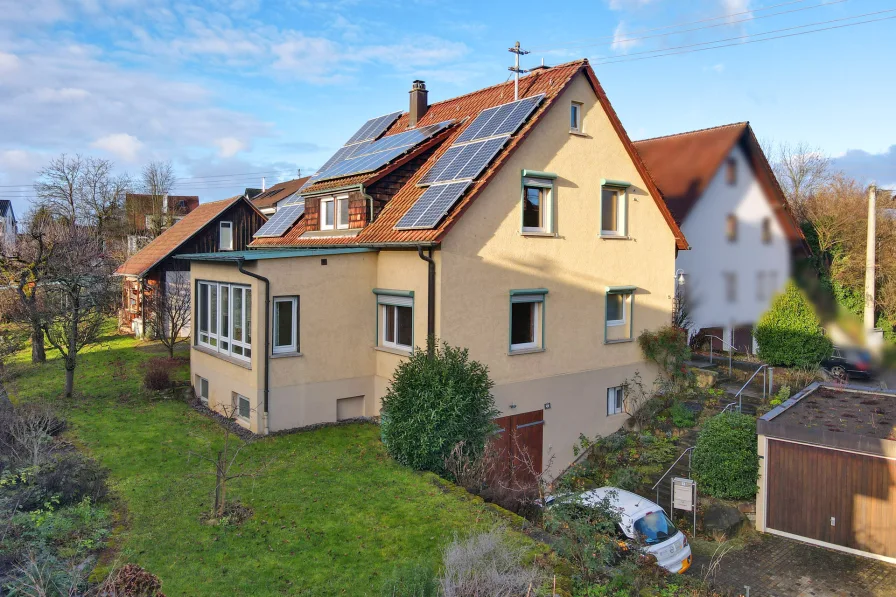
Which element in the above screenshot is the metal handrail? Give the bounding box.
[734,363,767,412]
[720,402,738,414]
[703,334,736,376]
[651,446,694,505]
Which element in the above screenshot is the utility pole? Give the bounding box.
[508,42,529,101]
[864,184,877,336]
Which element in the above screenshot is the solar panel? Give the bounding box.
[253,204,304,238]
[315,120,453,182]
[345,111,402,145]
[418,137,507,185]
[395,181,471,230]
[281,194,305,207]
[454,94,544,144]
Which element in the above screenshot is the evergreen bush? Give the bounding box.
[755,281,832,367]
[692,412,759,500]
[380,338,499,476]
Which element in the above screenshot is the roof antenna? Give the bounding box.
[297,168,301,178]
[508,41,530,101]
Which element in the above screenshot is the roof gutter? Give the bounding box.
[236,258,271,435]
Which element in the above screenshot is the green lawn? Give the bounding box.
[7,326,537,596]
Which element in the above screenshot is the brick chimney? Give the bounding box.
[409,80,428,127]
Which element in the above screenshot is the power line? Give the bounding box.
[590,7,896,62]
[0,170,294,189]
[528,0,814,51]
[538,0,846,52]
[593,13,896,65]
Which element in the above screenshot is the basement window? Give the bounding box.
[607,385,624,416]
[196,376,209,404]
[235,393,251,421]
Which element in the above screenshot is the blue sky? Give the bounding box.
[0,0,893,214]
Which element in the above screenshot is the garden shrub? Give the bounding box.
[34,452,110,508]
[755,281,833,367]
[669,401,696,428]
[143,358,173,391]
[637,326,692,386]
[380,339,499,476]
[607,467,640,492]
[692,413,759,500]
[439,527,543,597]
[103,563,166,597]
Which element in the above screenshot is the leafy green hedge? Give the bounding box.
[755,281,832,367]
[380,339,499,475]
[692,412,759,500]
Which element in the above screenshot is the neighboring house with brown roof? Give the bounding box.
[250,177,311,215]
[179,60,688,480]
[115,196,266,337]
[634,122,807,354]
[124,193,200,255]
[0,200,17,253]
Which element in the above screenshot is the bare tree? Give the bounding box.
[0,208,59,363]
[188,404,272,519]
[145,271,191,358]
[33,154,84,225]
[40,227,116,397]
[140,160,175,237]
[767,140,833,221]
[80,158,131,238]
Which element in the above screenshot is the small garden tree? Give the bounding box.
[755,281,832,367]
[692,412,759,500]
[380,338,499,476]
[637,325,692,389]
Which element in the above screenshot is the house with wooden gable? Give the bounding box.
[633,123,807,354]
[115,195,266,337]
[178,60,689,478]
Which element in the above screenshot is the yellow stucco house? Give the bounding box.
[179,59,689,477]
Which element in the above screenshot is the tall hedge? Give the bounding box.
[380,339,499,475]
[755,281,832,367]
[692,412,759,500]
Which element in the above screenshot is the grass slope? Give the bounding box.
[7,326,530,596]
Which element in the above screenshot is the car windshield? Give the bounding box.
[633,511,678,545]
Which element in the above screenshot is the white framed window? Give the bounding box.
[724,272,737,303]
[521,175,554,234]
[273,296,299,354]
[376,291,413,352]
[607,385,624,416]
[509,290,547,353]
[219,221,233,250]
[336,195,350,230]
[570,101,583,133]
[196,281,252,361]
[761,217,772,244]
[320,197,335,230]
[605,287,634,343]
[757,271,767,301]
[197,376,209,404]
[235,393,251,421]
[600,185,627,236]
[726,213,738,242]
[726,157,737,186]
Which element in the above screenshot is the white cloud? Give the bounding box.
[611,22,640,54]
[214,137,247,158]
[91,133,144,161]
[608,0,660,10]
[722,0,752,22]
[0,52,20,73]
[272,34,345,83]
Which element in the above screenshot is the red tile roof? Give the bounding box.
[116,196,259,277]
[251,177,311,210]
[251,59,687,250]
[633,122,806,249]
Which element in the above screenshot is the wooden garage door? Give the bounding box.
[491,410,544,486]
[766,439,896,557]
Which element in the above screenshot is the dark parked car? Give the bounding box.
[821,346,873,380]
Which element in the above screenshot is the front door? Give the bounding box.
[490,410,544,487]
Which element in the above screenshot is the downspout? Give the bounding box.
[138,276,145,338]
[361,186,375,225]
[237,258,271,435]
[416,246,436,357]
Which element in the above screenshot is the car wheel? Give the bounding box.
[831,365,847,380]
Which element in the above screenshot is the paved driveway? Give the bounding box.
[693,533,896,597]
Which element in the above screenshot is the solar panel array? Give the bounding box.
[396,94,545,230]
[253,203,305,238]
[315,120,453,182]
[454,94,544,144]
[418,137,507,185]
[346,111,402,145]
[395,181,471,230]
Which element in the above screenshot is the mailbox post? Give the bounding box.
[671,477,697,536]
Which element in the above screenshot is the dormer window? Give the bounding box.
[219,221,233,250]
[337,196,350,230]
[320,198,335,230]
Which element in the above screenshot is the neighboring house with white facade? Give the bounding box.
[634,122,807,353]
[0,200,17,253]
